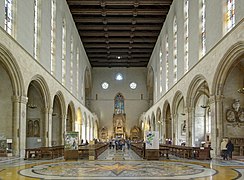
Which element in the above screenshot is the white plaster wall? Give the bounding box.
[16,0,34,55]
[90,68,149,138]
[39,0,51,70]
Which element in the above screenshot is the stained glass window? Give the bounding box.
[226,0,235,32]
[114,93,125,114]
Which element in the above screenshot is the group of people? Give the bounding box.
[220,138,234,160]
[109,138,131,151]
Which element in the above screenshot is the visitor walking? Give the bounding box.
[226,140,234,160]
[220,138,228,160]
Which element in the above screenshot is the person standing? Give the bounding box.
[226,140,234,160]
[220,138,228,160]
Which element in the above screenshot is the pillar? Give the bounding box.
[209,94,224,158]
[19,96,28,158]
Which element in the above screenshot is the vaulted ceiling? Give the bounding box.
[66,0,173,67]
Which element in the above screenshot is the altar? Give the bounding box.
[113,114,126,138]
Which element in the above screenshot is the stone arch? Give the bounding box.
[186,75,210,146]
[172,91,185,145]
[151,112,156,131]
[162,100,172,144]
[82,112,87,141]
[212,42,244,155]
[186,74,206,108]
[26,76,51,148]
[30,75,51,108]
[156,107,163,141]
[0,43,24,96]
[76,108,82,141]
[94,120,99,139]
[52,94,63,146]
[0,43,25,155]
[66,101,75,132]
[212,41,244,95]
[86,115,91,141]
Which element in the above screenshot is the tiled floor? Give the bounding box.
[0,149,243,179]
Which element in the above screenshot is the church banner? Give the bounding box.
[145,131,159,149]
[64,132,79,150]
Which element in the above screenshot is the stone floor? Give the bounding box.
[0,149,244,179]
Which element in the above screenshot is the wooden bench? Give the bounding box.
[25,146,64,160]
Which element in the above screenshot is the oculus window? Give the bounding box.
[101,82,109,89]
[130,82,137,89]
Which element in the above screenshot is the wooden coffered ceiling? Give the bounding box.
[66,0,173,67]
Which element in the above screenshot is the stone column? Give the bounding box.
[209,95,224,158]
[19,96,28,158]
[43,107,52,147]
[62,115,66,145]
[48,108,53,147]
[173,113,178,145]
[11,96,20,156]
[185,107,193,146]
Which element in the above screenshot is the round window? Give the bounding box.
[130,82,137,89]
[101,82,109,89]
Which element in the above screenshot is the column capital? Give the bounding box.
[11,95,28,104]
[185,107,194,113]
[209,95,224,104]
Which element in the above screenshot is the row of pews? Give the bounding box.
[78,143,109,159]
[131,143,212,160]
[25,143,109,160]
[24,146,64,160]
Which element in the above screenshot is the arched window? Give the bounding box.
[51,0,56,76]
[4,0,14,35]
[165,35,169,91]
[34,0,40,60]
[61,19,66,85]
[226,0,235,32]
[70,36,74,93]
[159,48,163,94]
[184,0,189,73]
[114,93,125,114]
[76,48,79,97]
[173,16,177,83]
[200,0,206,58]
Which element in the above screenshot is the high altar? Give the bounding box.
[113,93,126,138]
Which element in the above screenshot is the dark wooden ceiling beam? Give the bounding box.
[88,54,151,58]
[82,37,157,43]
[84,43,154,48]
[70,9,168,16]
[85,48,152,53]
[67,0,172,6]
[90,58,148,62]
[66,0,173,67]
[77,25,162,31]
[91,62,148,67]
[79,31,159,37]
[74,17,164,24]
